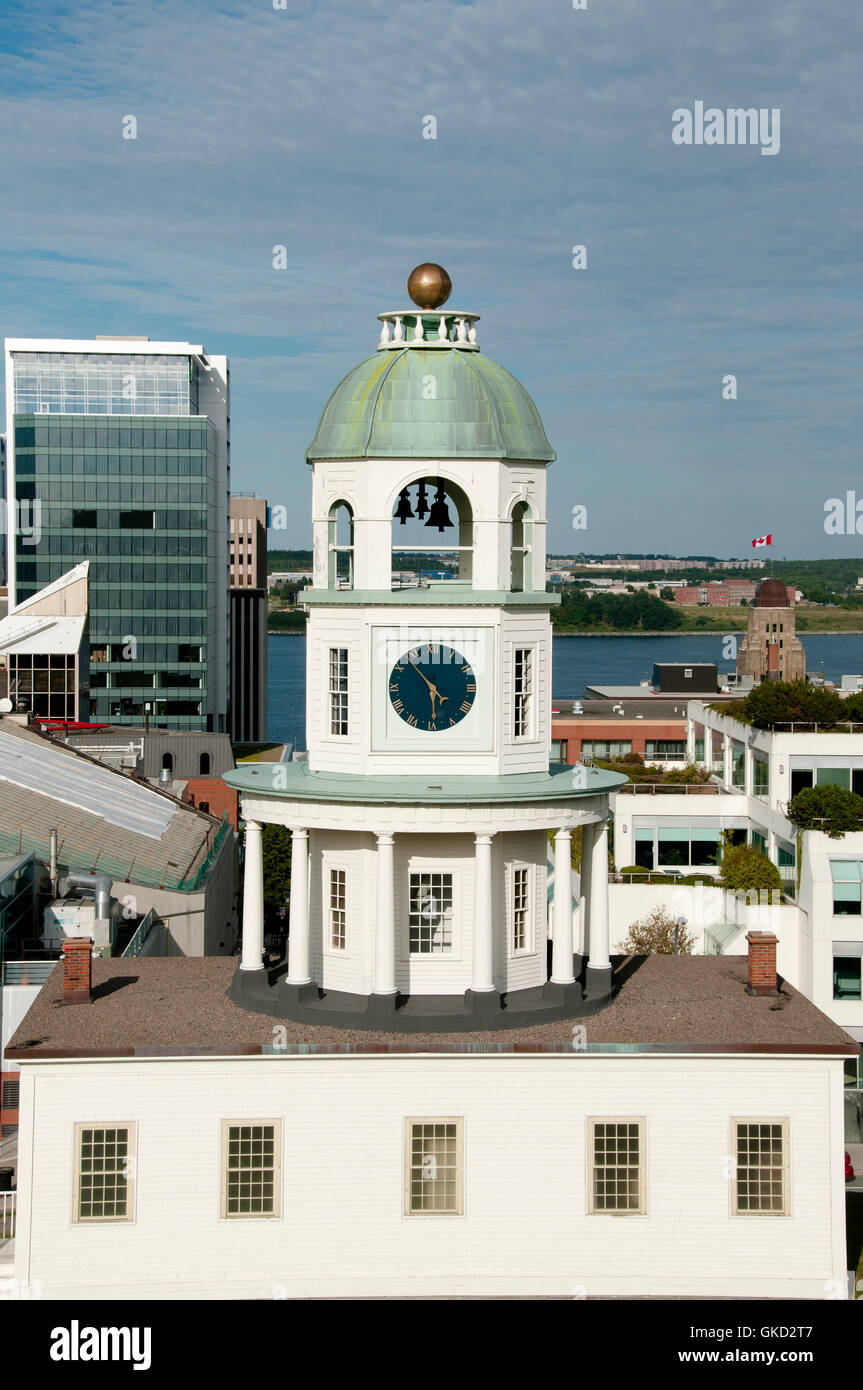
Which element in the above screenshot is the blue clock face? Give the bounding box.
[388,643,477,732]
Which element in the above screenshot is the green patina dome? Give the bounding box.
[306,346,555,463]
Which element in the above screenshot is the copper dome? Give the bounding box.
[753,578,790,607]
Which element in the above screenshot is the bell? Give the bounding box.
[415,479,429,519]
[425,481,452,532]
[394,488,414,524]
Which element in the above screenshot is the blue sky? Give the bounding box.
[1,0,861,558]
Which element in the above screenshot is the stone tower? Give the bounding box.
[736,578,806,684]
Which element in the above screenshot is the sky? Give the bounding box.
[1,0,861,558]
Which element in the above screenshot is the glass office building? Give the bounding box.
[4,340,230,731]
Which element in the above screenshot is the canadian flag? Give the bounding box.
[752,534,772,548]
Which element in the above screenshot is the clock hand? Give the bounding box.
[408,659,448,715]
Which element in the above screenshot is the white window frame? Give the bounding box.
[406,868,457,958]
[730,1118,790,1217]
[510,863,533,955]
[73,1121,137,1224]
[404,1117,464,1217]
[513,646,534,740]
[328,646,349,737]
[587,1117,646,1216]
[220,1119,283,1220]
[325,863,348,953]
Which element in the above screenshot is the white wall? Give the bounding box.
[14,1053,848,1300]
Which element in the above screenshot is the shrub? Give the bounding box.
[619,905,695,955]
[786,784,863,839]
[728,680,846,730]
[718,843,782,898]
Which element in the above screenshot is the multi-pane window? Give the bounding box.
[581,740,632,761]
[408,872,453,954]
[512,867,530,952]
[753,756,769,800]
[589,1119,645,1214]
[732,1120,788,1215]
[550,739,568,763]
[644,740,686,761]
[830,860,863,915]
[329,647,348,736]
[221,1121,281,1218]
[405,1119,463,1215]
[329,868,347,950]
[514,648,532,738]
[74,1123,135,1222]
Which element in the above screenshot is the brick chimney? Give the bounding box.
[62,936,93,1004]
[746,931,778,996]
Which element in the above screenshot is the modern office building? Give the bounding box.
[229,494,268,743]
[3,337,230,731]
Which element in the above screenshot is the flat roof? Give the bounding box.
[225,760,627,804]
[5,338,205,355]
[7,956,857,1059]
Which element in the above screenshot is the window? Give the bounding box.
[329,868,346,950]
[73,1123,135,1223]
[634,829,654,869]
[732,1120,789,1215]
[657,828,689,867]
[329,647,348,736]
[119,510,156,529]
[162,751,173,773]
[753,756,769,801]
[833,942,863,1000]
[550,739,568,763]
[72,508,97,528]
[790,768,813,798]
[589,1119,645,1214]
[514,648,532,738]
[199,752,211,775]
[512,867,530,952]
[831,861,863,915]
[408,872,453,954]
[1,1080,19,1111]
[405,1119,463,1215]
[644,740,686,761]
[221,1121,281,1218]
[582,740,632,761]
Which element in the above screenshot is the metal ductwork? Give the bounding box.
[57,870,113,923]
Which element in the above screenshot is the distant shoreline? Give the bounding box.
[268,627,863,638]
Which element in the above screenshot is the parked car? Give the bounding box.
[846,1152,856,1182]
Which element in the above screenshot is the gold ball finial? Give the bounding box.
[407,263,452,310]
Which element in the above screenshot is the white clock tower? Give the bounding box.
[228,265,624,1029]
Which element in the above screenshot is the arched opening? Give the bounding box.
[199,751,211,775]
[390,475,473,586]
[510,500,533,593]
[162,751,173,773]
[327,501,354,589]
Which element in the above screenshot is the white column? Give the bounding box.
[579,823,596,958]
[587,821,611,972]
[240,819,265,971]
[286,828,311,984]
[373,833,397,995]
[745,742,754,796]
[551,828,575,984]
[723,733,732,786]
[703,726,712,773]
[472,834,495,992]
[685,717,695,763]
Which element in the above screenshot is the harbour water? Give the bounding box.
[266,632,863,748]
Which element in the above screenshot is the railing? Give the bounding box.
[615,782,719,795]
[121,908,157,958]
[0,1193,15,1242]
[1,959,58,986]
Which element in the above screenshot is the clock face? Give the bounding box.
[388,643,477,732]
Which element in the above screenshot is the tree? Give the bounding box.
[659,586,675,600]
[786,784,863,838]
[619,905,695,955]
[733,679,846,730]
[261,823,292,916]
[718,841,782,897]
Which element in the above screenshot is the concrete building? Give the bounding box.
[736,578,806,684]
[229,494,268,744]
[674,581,758,605]
[3,337,230,731]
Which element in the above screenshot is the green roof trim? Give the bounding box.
[225,762,627,805]
[301,588,561,607]
[306,348,555,463]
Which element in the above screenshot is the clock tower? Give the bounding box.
[227,266,625,1029]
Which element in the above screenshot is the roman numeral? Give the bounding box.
[459,701,472,713]
[465,683,476,693]
[449,717,457,726]
[389,683,399,692]
[393,664,404,674]
[392,699,404,712]
[428,642,439,655]
[427,720,436,730]
[407,715,418,727]
[461,664,471,674]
